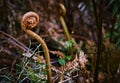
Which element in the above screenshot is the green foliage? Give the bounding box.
[16,59,47,83]
[65,40,73,53]
[0,40,47,82]
[62,40,74,55]
[109,15,120,49]
[104,31,120,49]
[66,55,72,61]
[0,74,12,83]
[58,59,66,65]
[27,64,47,83]
[104,0,120,49]
[109,0,120,17]
[58,55,72,66]
[58,40,73,65]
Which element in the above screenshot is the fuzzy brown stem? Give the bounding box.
[21,12,52,83]
[59,5,73,57]
[59,16,71,40]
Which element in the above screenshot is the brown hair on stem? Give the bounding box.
[21,11,52,83]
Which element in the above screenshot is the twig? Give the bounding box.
[92,0,103,83]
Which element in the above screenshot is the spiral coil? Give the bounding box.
[21,12,39,29]
[58,3,66,16]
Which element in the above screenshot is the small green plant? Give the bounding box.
[58,59,66,65]
[58,40,73,65]
[63,40,74,56]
